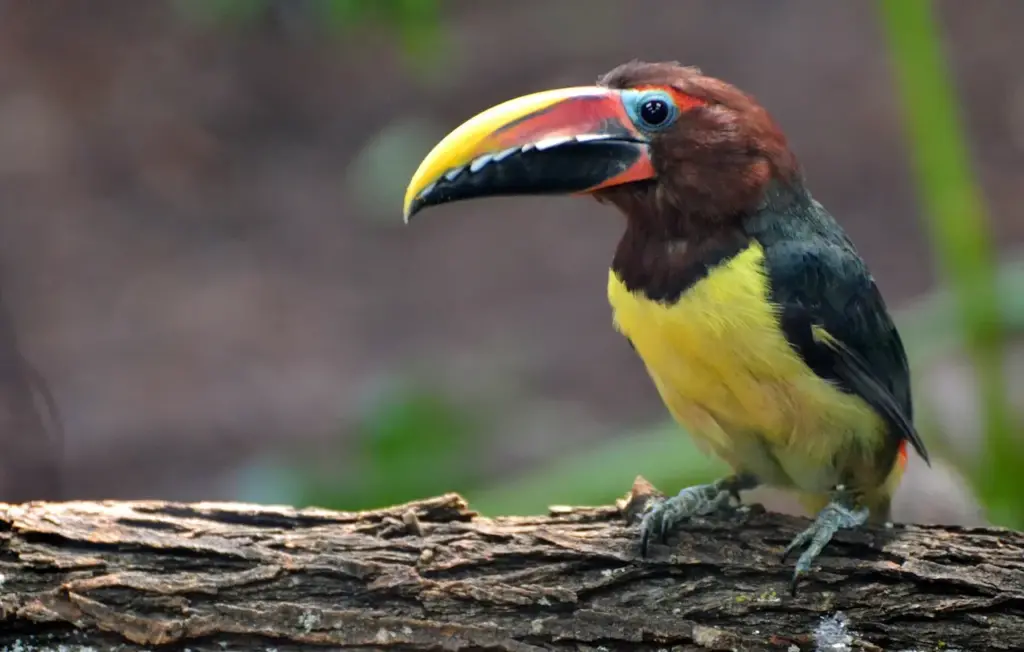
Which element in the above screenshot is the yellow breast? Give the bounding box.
[607,241,885,492]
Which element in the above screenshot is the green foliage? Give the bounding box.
[877,0,1023,527]
[343,383,482,510]
[898,257,1024,368]
[467,422,727,516]
[318,0,443,67]
[172,0,444,72]
[253,383,488,513]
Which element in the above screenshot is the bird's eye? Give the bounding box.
[640,99,670,126]
[623,89,679,132]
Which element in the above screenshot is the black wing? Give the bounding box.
[763,237,930,466]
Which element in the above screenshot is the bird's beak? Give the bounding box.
[403,86,653,222]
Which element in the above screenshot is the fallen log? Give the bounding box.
[0,479,1021,651]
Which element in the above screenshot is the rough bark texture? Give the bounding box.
[1,480,1022,651]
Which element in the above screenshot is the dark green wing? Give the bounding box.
[763,237,930,466]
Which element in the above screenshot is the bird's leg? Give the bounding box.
[781,485,869,596]
[640,473,759,555]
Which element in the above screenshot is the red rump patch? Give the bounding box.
[897,439,909,469]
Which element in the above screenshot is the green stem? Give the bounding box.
[877,0,1019,524]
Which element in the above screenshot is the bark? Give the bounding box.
[0,479,1022,651]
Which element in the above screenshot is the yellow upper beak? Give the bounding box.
[402,85,654,222]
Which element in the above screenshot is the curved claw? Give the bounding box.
[790,539,832,596]
[639,509,655,557]
[780,528,813,563]
[638,498,672,556]
[782,500,870,596]
[789,551,814,596]
[638,481,736,556]
[789,566,806,596]
[637,475,759,558]
[640,524,651,557]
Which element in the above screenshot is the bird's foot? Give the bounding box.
[639,473,757,556]
[781,487,868,596]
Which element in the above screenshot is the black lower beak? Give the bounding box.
[406,139,648,220]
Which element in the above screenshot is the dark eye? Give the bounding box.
[639,99,670,126]
[623,89,679,131]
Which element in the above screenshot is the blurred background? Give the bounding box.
[0,0,1020,528]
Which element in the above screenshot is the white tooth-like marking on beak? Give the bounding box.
[493,146,518,162]
[417,181,436,199]
[431,133,608,195]
[534,136,572,151]
[469,154,493,173]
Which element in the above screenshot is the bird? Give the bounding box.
[401,60,930,594]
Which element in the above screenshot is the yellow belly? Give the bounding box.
[608,242,890,495]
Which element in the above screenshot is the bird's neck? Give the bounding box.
[610,222,749,304]
[610,179,809,303]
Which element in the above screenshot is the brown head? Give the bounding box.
[594,61,800,237]
[403,60,801,240]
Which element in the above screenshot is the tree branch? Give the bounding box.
[1,479,1021,651]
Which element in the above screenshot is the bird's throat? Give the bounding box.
[610,225,750,304]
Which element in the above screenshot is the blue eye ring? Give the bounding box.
[622,89,679,132]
